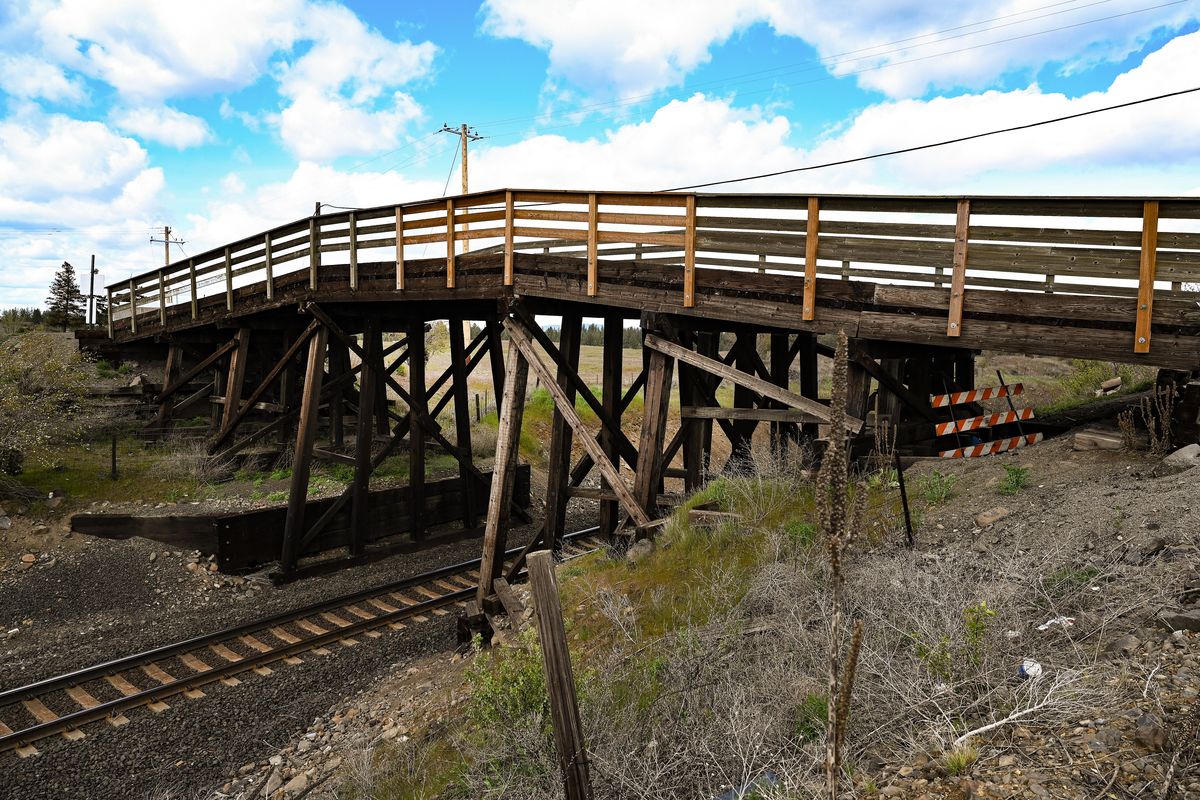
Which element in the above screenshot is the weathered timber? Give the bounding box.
[544,314,582,548]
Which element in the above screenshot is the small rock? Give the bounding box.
[625,538,656,564]
[149,552,157,563]
[263,769,282,796]
[19,553,36,564]
[998,755,1017,767]
[1105,634,1140,657]
[1156,608,1200,633]
[974,507,1010,527]
[269,755,283,767]
[282,773,309,796]
[0,516,11,530]
[1134,713,1168,751]
[1153,443,1200,477]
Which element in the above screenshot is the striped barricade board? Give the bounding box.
[930,382,1041,458]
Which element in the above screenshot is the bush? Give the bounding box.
[794,692,829,743]
[998,464,1030,495]
[915,470,957,504]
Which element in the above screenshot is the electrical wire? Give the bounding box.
[661,84,1200,191]
[441,145,461,197]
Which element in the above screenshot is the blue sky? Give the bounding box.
[1,0,1198,308]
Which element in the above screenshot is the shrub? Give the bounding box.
[794,692,829,743]
[915,470,957,504]
[943,744,978,776]
[998,464,1030,496]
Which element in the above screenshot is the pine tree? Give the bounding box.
[45,261,84,331]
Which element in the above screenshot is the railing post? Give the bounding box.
[395,205,405,291]
[348,211,358,290]
[309,214,320,291]
[683,194,696,308]
[946,199,971,337]
[264,233,274,301]
[504,190,514,286]
[802,197,819,321]
[586,193,598,297]
[158,269,167,326]
[446,198,456,289]
[129,278,138,334]
[106,287,113,338]
[224,246,233,311]
[1134,199,1160,353]
[188,258,198,319]
[1045,273,1055,294]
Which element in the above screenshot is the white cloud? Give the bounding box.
[36,0,304,101]
[219,172,246,195]
[482,0,1198,99]
[112,105,212,149]
[0,54,86,102]
[273,3,436,160]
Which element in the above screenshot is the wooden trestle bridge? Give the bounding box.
[97,189,1200,584]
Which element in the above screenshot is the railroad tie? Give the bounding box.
[268,626,305,664]
[142,663,204,700]
[22,699,84,741]
[0,719,39,758]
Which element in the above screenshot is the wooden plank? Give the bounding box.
[477,337,529,605]
[1134,199,1159,353]
[394,206,405,290]
[264,233,274,300]
[587,193,598,296]
[644,334,862,432]
[504,190,515,286]
[351,319,378,556]
[599,315,623,536]
[348,211,358,290]
[634,345,674,520]
[223,246,234,311]
[408,318,427,540]
[527,550,593,800]
[492,576,526,618]
[507,319,651,529]
[446,198,456,289]
[281,325,328,572]
[683,194,697,308]
[543,314,581,548]
[802,197,819,320]
[157,269,167,325]
[681,406,820,422]
[309,216,319,290]
[188,258,198,318]
[449,318,477,531]
[947,199,971,337]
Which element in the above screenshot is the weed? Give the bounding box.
[963,601,995,665]
[465,630,549,729]
[266,490,287,502]
[998,464,1030,496]
[911,632,954,681]
[1045,565,1101,598]
[915,470,957,504]
[783,519,817,547]
[794,693,829,743]
[943,744,978,776]
[268,467,292,481]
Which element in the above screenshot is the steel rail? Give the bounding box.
[0,527,601,753]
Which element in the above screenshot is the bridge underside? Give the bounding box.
[99,250,1200,580]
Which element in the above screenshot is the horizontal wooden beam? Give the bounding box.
[643,334,862,432]
[681,406,821,423]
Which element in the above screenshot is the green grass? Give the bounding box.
[998,464,1030,496]
[914,470,957,504]
[943,744,978,776]
[794,692,829,743]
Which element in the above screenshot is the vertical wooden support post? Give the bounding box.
[633,336,674,524]
[770,332,793,457]
[696,332,718,474]
[679,335,704,492]
[220,329,251,433]
[477,338,529,604]
[373,327,389,436]
[445,198,457,289]
[188,259,198,319]
[845,340,872,424]
[543,314,582,549]
[683,194,697,308]
[1134,199,1160,353]
[947,199,971,337]
[802,197,820,321]
[797,333,819,441]
[327,338,348,449]
[394,205,406,291]
[504,190,515,286]
[730,333,756,462]
[224,246,234,312]
[408,319,427,540]
[449,318,477,530]
[586,193,598,297]
[350,319,377,556]
[308,214,320,291]
[158,269,167,326]
[599,315,623,536]
[954,351,976,392]
[154,343,182,435]
[263,233,274,300]
[487,317,506,416]
[129,279,139,334]
[527,550,594,800]
[281,325,328,571]
[106,288,114,338]
[348,212,358,290]
[210,366,224,432]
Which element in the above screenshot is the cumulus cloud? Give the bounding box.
[482,0,1198,99]
[0,54,86,102]
[112,105,212,149]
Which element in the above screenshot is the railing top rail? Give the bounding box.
[106,186,1200,291]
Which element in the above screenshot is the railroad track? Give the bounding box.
[0,530,604,757]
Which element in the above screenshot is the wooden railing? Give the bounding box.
[107,190,1200,354]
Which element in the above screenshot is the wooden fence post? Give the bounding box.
[1134,199,1160,353]
[528,550,593,800]
[395,205,406,291]
[504,190,515,286]
[946,199,971,337]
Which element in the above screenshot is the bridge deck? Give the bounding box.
[107,189,1200,369]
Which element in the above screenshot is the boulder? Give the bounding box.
[974,506,1010,528]
[1155,608,1200,633]
[1153,444,1200,477]
[1103,634,1140,657]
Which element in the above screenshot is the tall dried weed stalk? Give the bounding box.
[816,331,866,799]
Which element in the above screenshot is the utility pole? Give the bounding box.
[150,226,185,267]
[87,254,97,326]
[438,123,484,252]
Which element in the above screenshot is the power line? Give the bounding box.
[662,84,1200,191]
[441,144,461,197]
